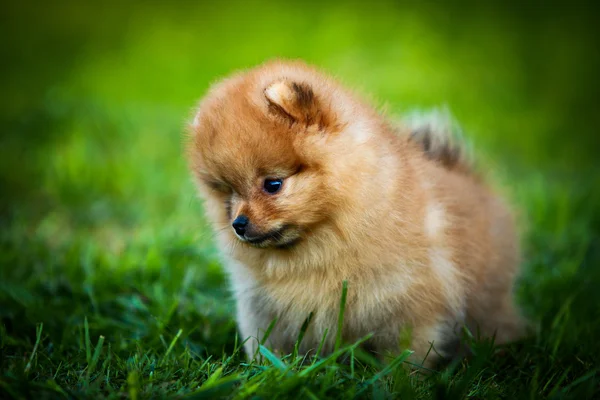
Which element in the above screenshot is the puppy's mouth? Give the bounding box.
[241,226,300,249]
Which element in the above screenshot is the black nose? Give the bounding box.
[232,215,249,236]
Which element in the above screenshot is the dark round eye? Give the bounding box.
[263,178,283,194]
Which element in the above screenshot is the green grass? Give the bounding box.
[1,0,599,398]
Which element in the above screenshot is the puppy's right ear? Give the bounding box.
[264,80,323,126]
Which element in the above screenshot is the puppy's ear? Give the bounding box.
[264,80,323,126]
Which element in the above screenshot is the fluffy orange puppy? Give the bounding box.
[186,60,525,367]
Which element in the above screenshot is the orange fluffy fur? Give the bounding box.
[186,60,525,367]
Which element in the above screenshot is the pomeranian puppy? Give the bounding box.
[186,60,525,367]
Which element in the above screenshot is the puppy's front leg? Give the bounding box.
[235,292,278,360]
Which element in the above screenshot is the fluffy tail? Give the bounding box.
[402,108,472,173]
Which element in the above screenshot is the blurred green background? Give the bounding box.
[1,0,599,394]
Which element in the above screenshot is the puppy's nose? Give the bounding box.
[232,215,249,236]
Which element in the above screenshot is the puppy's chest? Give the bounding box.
[261,279,340,316]
[257,276,398,332]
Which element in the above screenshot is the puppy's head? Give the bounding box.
[188,61,354,250]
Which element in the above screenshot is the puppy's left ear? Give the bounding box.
[264,80,323,126]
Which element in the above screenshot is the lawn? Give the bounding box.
[1,1,599,398]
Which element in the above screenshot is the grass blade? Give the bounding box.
[24,323,43,374]
[560,368,599,394]
[294,312,314,359]
[185,376,242,399]
[84,317,91,364]
[357,349,413,395]
[260,318,278,346]
[204,366,224,386]
[300,334,373,377]
[127,370,140,400]
[251,318,278,362]
[367,349,413,383]
[335,280,348,352]
[86,335,105,381]
[313,328,329,362]
[259,345,286,371]
[161,328,183,365]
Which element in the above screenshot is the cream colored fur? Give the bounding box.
[187,60,526,367]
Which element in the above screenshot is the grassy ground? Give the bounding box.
[1,1,599,398]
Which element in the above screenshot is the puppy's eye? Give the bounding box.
[263,178,283,194]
